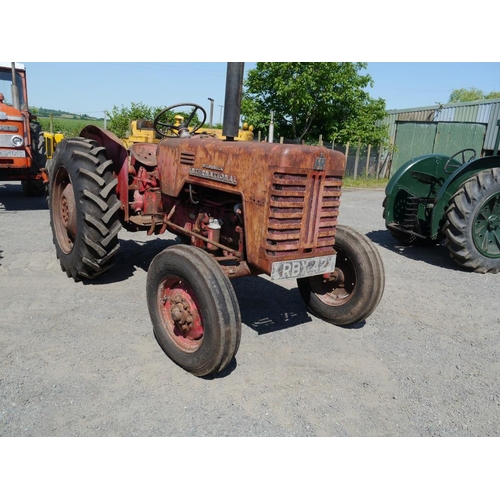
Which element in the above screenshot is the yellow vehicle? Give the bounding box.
[122,119,160,148]
[44,131,64,159]
[122,116,254,147]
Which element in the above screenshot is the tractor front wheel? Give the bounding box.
[146,245,241,377]
[48,138,122,281]
[297,225,385,326]
[444,168,500,273]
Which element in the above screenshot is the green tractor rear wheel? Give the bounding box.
[443,168,500,274]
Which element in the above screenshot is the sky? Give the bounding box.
[11,61,500,120]
[8,3,499,122]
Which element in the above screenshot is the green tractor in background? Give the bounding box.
[383,144,500,274]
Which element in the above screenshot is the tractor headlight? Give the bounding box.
[12,135,23,147]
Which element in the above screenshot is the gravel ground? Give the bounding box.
[1,180,499,437]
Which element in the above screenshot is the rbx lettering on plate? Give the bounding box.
[270,254,337,280]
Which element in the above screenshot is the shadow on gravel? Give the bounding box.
[89,238,372,336]
[231,276,313,335]
[203,357,238,380]
[366,229,459,271]
[85,237,178,285]
[0,182,48,211]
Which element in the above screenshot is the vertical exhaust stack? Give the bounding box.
[10,63,20,110]
[222,63,245,141]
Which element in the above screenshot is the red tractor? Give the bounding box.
[0,62,47,196]
[47,63,385,377]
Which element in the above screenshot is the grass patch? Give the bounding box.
[38,117,104,136]
[342,176,388,189]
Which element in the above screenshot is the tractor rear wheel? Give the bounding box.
[48,138,121,281]
[443,168,500,273]
[297,225,385,326]
[146,245,241,377]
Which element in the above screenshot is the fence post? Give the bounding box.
[353,139,361,179]
[319,134,323,147]
[280,136,284,144]
[365,144,371,177]
[376,145,382,179]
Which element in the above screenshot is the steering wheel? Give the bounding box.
[153,103,207,138]
[444,148,477,174]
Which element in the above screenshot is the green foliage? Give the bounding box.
[107,102,163,138]
[107,102,205,138]
[242,62,388,145]
[448,87,500,103]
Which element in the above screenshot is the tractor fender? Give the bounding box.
[431,156,500,237]
[384,154,450,224]
[79,125,130,218]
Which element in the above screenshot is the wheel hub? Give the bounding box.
[170,294,197,336]
[473,192,500,258]
[160,282,204,346]
[487,214,499,231]
[60,183,77,236]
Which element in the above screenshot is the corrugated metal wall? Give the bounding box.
[384,98,500,151]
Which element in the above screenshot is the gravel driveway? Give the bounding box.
[1,180,499,437]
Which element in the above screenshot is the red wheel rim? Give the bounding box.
[309,248,356,306]
[158,276,204,352]
[52,167,76,254]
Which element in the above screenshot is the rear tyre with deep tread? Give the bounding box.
[146,245,241,377]
[48,137,121,281]
[297,225,385,326]
[443,168,500,274]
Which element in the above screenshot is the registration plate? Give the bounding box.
[0,150,25,158]
[270,254,337,280]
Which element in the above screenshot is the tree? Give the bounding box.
[448,87,500,103]
[241,62,388,145]
[107,102,164,138]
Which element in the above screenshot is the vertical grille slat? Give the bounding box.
[265,172,342,257]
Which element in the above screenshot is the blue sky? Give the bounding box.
[9,3,499,120]
[18,62,500,120]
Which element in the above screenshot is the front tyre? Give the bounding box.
[146,245,241,377]
[297,224,385,326]
[443,168,500,273]
[48,138,122,281]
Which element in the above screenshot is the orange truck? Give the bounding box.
[0,62,47,196]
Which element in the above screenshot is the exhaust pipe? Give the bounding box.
[222,63,244,141]
[10,63,20,110]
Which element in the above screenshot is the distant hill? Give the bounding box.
[32,107,101,121]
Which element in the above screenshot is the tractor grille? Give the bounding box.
[265,171,342,257]
[180,151,195,166]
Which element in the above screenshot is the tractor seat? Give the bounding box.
[136,119,154,130]
[410,170,443,187]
